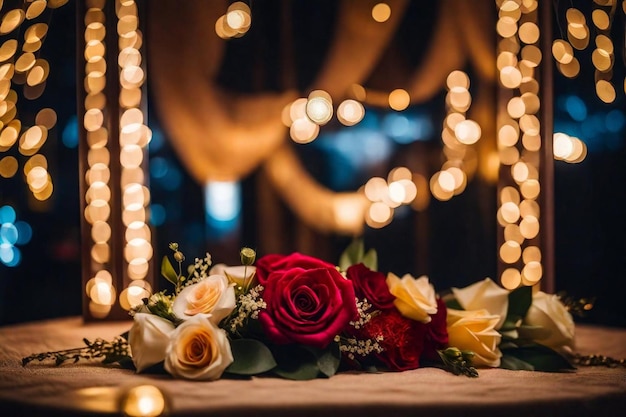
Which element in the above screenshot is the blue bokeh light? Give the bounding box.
[149,204,166,226]
[0,206,16,224]
[62,115,79,148]
[605,109,625,133]
[564,95,587,122]
[15,221,32,245]
[0,223,18,245]
[150,156,169,179]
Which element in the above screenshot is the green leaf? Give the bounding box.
[303,342,341,378]
[444,296,464,311]
[501,344,575,372]
[500,354,535,371]
[272,345,321,380]
[507,286,532,321]
[362,249,378,272]
[225,339,277,375]
[338,239,365,271]
[160,256,178,285]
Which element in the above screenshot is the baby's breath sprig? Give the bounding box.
[225,284,266,336]
[22,336,130,367]
[335,334,384,361]
[349,298,379,329]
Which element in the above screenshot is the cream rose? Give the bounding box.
[164,314,233,380]
[173,274,236,323]
[128,313,175,372]
[451,277,509,329]
[210,264,257,288]
[446,308,502,367]
[524,291,575,351]
[386,273,437,323]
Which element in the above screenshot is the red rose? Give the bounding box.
[421,298,449,361]
[346,263,395,310]
[256,253,335,285]
[258,258,358,348]
[356,308,426,371]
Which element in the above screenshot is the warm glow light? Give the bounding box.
[522,261,542,283]
[371,3,391,23]
[388,89,410,111]
[507,97,526,118]
[500,65,522,88]
[523,246,541,263]
[500,240,522,264]
[511,161,529,182]
[290,117,319,144]
[454,120,481,145]
[121,385,166,417]
[364,177,387,202]
[501,201,521,223]
[553,132,573,160]
[520,179,540,200]
[437,170,455,193]
[369,202,392,223]
[337,99,365,126]
[501,268,521,290]
[306,90,333,125]
[446,70,470,89]
[520,215,539,239]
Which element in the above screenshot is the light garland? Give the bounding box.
[80,0,153,320]
[496,0,544,290]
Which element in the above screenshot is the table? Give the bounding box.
[1,317,625,416]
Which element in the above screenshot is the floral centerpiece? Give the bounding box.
[23,240,580,380]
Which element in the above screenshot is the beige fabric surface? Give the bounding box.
[1,317,625,416]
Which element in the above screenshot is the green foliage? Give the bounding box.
[225,339,277,376]
[501,344,575,372]
[505,285,532,325]
[160,255,178,286]
[271,342,341,380]
[339,238,378,272]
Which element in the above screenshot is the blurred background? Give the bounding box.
[0,0,625,327]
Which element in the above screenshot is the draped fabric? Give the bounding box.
[148,0,496,235]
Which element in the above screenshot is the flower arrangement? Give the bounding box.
[23,240,581,380]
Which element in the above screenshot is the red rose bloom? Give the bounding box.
[346,263,395,310]
[258,254,358,349]
[256,253,335,285]
[421,298,449,361]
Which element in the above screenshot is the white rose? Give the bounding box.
[386,273,437,323]
[447,308,502,367]
[128,313,175,372]
[164,314,234,380]
[451,277,509,329]
[173,274,236,323]
[524,291,575,351]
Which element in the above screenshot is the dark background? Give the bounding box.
[0,1,624,327]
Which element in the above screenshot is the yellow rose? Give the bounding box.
[386,273,437,323]
[447,308,502,367]
[173,274,235,323]
[164,314,233,380]
[451,277,509,329]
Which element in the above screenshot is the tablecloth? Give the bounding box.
[1,317,625,416]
